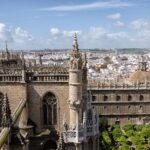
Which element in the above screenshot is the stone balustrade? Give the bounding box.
[30,75,69,82]
[88,81,150,90]
[0,75,22,82]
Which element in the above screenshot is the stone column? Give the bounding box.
[69,69,82,127]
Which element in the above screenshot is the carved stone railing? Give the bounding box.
[88,83,150,90]
[88,79,150,89]
[0,99,27,149]
[100,113,150,116]
[92,101,150,104]
[29,74,69,82]
[0,75,22,82]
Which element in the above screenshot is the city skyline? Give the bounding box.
[0,0,150,49]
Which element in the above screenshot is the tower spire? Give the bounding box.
[73,33,78,51]
[71,33,79,57]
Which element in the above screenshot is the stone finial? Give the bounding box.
[70,33,82,69]
[1,93,12,127]
[71,33,79,57]
[73,33,78,51]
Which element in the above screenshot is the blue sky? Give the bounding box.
[0,0,150,49]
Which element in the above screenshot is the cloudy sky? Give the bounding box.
[0,0,150,49]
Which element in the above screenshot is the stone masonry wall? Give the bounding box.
[28,82,69,132]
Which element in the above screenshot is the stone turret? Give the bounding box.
[1,93,12,127]
[69,33,83,128]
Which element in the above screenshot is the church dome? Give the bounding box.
[129,70,150,82]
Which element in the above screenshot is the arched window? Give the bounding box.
[116,95,121,101]
[0,93,4,126]
[139,95,144,101]
[43,92,57,125]
[103,95,108,101]
[92,95,96,101]
[128,95,132,101]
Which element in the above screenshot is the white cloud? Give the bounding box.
[48,26,150,48]
[0,23,37,49]
[49,27,82,47]
[15,27,34,43]
[88,27,108,39]
[130,19,150,30]
[0,23,13,42]
[37,1,131,11]
[50,28,61,36]
[2,21,150,50]
[107,13,121,20]
[48,26,131,48]
[50,27,82,38]
[114,21,125,27]
[107,32,128,39]
[63,30,82,37]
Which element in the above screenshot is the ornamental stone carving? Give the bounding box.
[69,100,81,110]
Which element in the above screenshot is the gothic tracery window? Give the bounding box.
[43,92,57,125]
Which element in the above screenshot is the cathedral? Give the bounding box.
[0,34,99,150]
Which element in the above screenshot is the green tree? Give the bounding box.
[112,126,122,141]
[141,127,150,138]
[118,136,128,145]
[119,145,131,150]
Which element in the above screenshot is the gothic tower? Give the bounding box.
[63,34,99,150]
[69,33,83,128]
